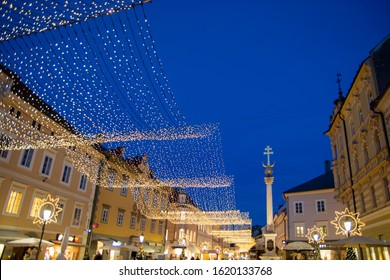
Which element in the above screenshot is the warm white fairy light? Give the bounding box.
[0,1,252,231]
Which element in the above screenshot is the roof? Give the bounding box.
[370,33,390,98]
[0,64,77,134]
[283,171,334,195]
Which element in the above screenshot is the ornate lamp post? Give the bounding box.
[306,225,325,260]
[331,208,365,260]
[33,194,62,260]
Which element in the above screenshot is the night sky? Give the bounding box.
[1,0,389,227]
[144,0,390,226]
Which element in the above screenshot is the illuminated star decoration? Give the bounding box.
[306,225,326,244]
[330,208,365,236]
[33,194,62,225]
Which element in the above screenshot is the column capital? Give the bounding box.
[264,177,274,185]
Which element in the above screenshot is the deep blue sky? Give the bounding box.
[145,0,390,226]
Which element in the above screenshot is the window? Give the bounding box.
[61,164,72,184]
[41,154,53,176]
[0,149,9,160]
[295,225,305,238]
[121,176,128,196]
[321,225,327,234]
[316,200,325,212]
[383,177,390,202]
[158,221,163,235]
[117,210,124,226]
[160,197,166,210]
[360,192,366,213]
[29,194,46,218]
[56,201,65,223]
[133,187,140,200]
[152,192,158,208]
[101,206,109,223]
[4,189,24,215]
[79,174,87,191]
[150,219,156,233]
[374,132,381,154]
[130,213,136,229]
[72,206,82,227]
[20,149,34,168]
[179,193,186,204]
[143,189,149,204]
[370,186,377,208]
[140,216,146,230]
[294,202,303,214]
[363,145,369,164]
[107,169,115,190]
[358,107,364,124]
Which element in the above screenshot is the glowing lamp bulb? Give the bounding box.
[344,221,352,232]
[43,209,52,221]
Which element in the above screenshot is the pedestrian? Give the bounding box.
[93,251,102,260]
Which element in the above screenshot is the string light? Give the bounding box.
[0,1,253,232]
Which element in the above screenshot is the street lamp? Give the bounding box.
[344,219,352,237]
[36,205,53,260]
[306,226,325,260]
[33,194,62,260]
[139,233,145,260]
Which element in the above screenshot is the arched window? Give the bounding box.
[360,192,366,213]
[370,186,377,208]
[358,107,364,125]
[374,132,381,154]
[383,177,390,202]
[363,144,369,165]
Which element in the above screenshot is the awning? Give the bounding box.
[0,230,29,241]
[6,237,54,247]
[99,245,121,250]
[120,244,139,251]
[51,240,86,247]
[143,245,159,253]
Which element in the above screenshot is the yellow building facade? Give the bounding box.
[88,152,168,260]
[326,35,390,259]
[0,66,168,260]
[0,67,95,260]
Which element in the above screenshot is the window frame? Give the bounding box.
[3,185,26,216]
[19,149,35,170]
[40,151,55,177]
[61,163,73,185]
[71,205,83,227]
[294,201,303,214]
[316,200,326,213]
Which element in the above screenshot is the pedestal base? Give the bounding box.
[260,251,281,260]
[261,232,281,260]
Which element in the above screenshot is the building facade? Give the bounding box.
[283,170,345,260]
[0,66,95,260]
[326,34,390,259]
[0,66,169,260]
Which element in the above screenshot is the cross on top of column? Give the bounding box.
[264,146,273,166]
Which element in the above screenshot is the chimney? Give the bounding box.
[324,160,331,173]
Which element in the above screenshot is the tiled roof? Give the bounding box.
[283,171,334,195]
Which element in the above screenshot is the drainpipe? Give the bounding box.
[86,159,105,257]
